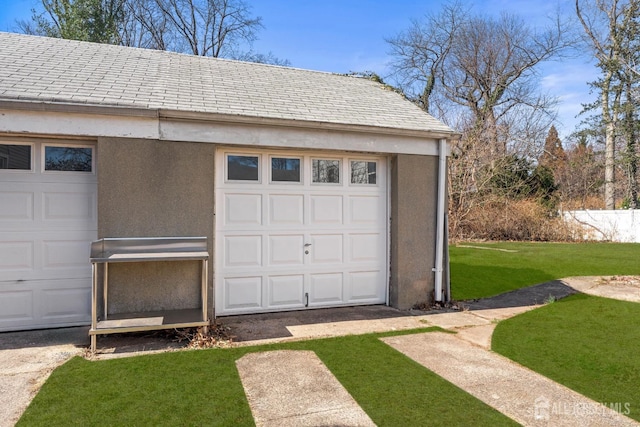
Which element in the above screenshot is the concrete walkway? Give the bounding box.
[383,332,637,426]
[0,328,86,427]
[232,278,640,426]
[236,350,375,426]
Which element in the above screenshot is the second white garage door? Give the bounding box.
[215,149,388,315]
[0,139,96,331]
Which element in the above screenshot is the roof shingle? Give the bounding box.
[0,32,453,135]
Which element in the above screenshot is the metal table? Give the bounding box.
[89,237,209,351]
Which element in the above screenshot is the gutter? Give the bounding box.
[0,99,158,118]
[158,109,459,140]
[433,138,448,302]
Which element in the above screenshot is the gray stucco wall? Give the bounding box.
[97,137,215,317]
[95,139,443,317]
[390,154,440,310]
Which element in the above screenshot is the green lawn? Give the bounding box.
[21,241,640,425]
[450,242,640,300]
[492,294,640,421]
[19,328,516,427]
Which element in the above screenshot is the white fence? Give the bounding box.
[564,209,640,242]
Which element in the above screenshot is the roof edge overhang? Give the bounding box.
[0,99,459,139]
[0,99,158,118]
[156,109,460,141]
[0,99,458,155]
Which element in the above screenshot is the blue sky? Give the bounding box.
[0,0,596,138]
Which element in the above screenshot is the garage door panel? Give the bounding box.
[269,235,304,265]
[224,235,262,267]
[0,290,34,325]
[0,240,34,271]
[269,194,304,225]
[40,231,94,279]
[349,271,384,301]
[309,273,343,304]
[268,275,304,308]
[0,191,34,221]
[40,285,91,320]
[310,195,343,224]
[224,277,262,310]
[349,233,383,263]
[42,239,92,270]
[349,195,382,224]
[42,190,95,222]
[0,278,91,331]
[310,234,343,264]
[0,230,94,281]
[224,193,262,226]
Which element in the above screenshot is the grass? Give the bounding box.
[450,241,640,300]
[20,241,640,425]
[492,293,640,421]
[19,328,517,427]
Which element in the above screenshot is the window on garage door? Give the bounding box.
[0,143,32,170]
[43,144,94,173]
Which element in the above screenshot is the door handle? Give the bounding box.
[304,243,312,247]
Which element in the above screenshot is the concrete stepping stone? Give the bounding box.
[236,350,375,427]
[382,332,638,426]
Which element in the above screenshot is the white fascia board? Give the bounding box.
[160,119,444,156]
[0,103,452,156]
[0,108,159,140]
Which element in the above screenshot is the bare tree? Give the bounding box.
[234,50,290,66]
[388,1,573,239]
[448,13,569,156]
[120,0,171,49]
[576,0,640,209]
[388,1,571,155]
[386,1,467,116]
[559,130,605,208]
[151,0,261,57]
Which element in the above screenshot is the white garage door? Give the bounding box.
[215,148,388,315]
[0,140,96,331]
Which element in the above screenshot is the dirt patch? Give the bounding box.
[88,324,235,360]
[600,276,640,287]
[563,276,640,304]
[590,276,640,303]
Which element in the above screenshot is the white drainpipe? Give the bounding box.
[433,138,447,302]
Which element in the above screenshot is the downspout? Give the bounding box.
[433,138,447,302]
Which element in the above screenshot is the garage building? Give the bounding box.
[0,32,455,332]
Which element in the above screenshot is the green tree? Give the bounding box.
[18,0,289,65]
[539,125,567,186]
[485,154,559,212]
[19,0,125,43]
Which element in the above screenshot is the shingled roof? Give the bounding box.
[0,32,453,136]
